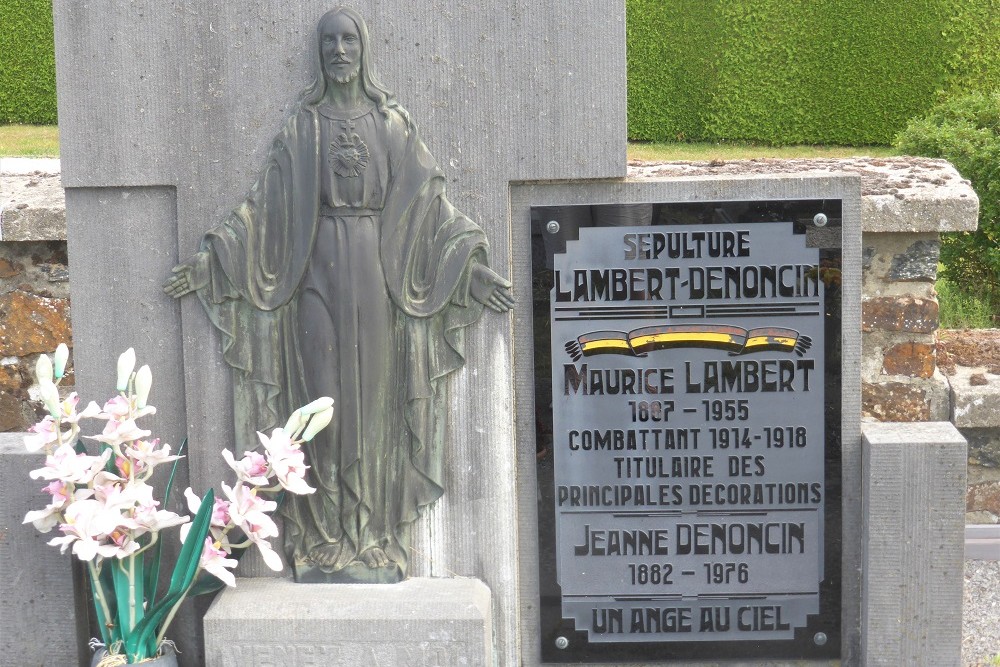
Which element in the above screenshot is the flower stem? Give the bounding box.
[88,561,114,641]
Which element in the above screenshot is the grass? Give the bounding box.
[0,124,59,157]
[628,141,899,162]
[936,274,998,329]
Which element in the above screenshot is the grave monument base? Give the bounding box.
[203,577,492,666]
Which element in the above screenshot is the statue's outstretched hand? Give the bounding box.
[163,251,210,299]
[470,263,514,313]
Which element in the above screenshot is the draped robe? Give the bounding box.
[196,100,489,579]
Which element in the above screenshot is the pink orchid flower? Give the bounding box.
[97,394,156,422]
[183,487,232,530]
[221,482,282,570]
[86,418,152,449]
[22,481,78,532]
[30,444,111,485]
[123,439,182,474]
[47,498,138,561]
[258,428,316,495]
[221,449,271,486]
[198,538,238,587]
[199,539,238,586]
[24,416,60,453]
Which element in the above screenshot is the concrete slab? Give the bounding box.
[204,577,492,666]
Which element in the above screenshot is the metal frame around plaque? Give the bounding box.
[528,198,844,663]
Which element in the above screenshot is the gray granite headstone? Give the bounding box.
[54,2,624,664]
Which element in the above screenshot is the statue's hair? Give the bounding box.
[298,7,404,122]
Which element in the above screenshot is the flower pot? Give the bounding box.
[90,642,178,667]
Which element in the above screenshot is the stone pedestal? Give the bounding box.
[203,577,492,666]
[861,421,967,666]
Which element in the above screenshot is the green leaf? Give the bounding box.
[124,488,214,658]
[144,437,188,606]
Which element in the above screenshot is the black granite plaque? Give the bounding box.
[531,201,842,662]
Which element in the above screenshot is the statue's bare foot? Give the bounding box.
[359,546,392,568]
[307,542,344,569]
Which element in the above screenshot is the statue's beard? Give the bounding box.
[330,64,360,85]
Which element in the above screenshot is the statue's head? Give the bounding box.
[317,8,365,86]
[301,7,394,111]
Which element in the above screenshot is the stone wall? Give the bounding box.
[630,156,978,425]
[0,159,71,432]
[3,156,990,519]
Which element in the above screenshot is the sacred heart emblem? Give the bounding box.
[329,130,369,178]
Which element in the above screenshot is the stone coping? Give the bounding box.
[0,156,980,243]
[0,158,65,242]
[629,156,979,233]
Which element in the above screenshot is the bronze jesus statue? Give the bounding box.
[164,7,513,583]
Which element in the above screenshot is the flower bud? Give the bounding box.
[283,409,305,438]
[35,354,53,385]
[116,348,136,392]
[39,382,60,418]
[299,396,334,415]
[301,406,334,441]
[135,365,152,409]
[53,343,69,379]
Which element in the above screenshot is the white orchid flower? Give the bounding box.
[221,449,271,486]
[258,428,315,494]
[221,481,282,570]
[86,418,152,449]
[198,538,238,587]
[47,498,139,561]
[183,487,232,532]
[30,444,111,485]
[24,416,59,453]
[123,439,181,474]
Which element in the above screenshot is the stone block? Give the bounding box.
[0,433,83,666]
[881,341,935,378]
[862,381,930,421]
[862,296,938,333]
[0,289,72,356]
[951,366,1000,428]
[964,427,1000,467]
[967,479,1000,516]
[204,577,492,666]
[888,239,939,282]
[861,421,966,666]
[0,168,67,242]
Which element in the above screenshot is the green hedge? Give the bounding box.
[896,90,1000,304]
[628,0,1000,145]
[0,0,56,125]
